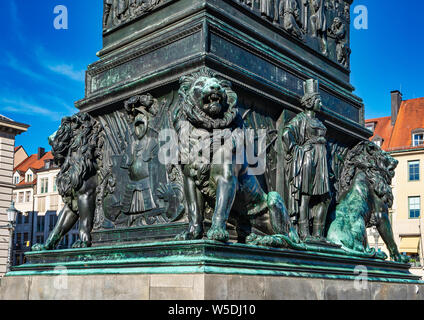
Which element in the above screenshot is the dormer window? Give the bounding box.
[14,175,20,184]
[26,173,33,183]
[371,135,383,148]
[365,123,375,132]
[413,132,424,147]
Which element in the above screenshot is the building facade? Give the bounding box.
[0,115,29,276]
[12,148,78,266]
[366,92,424,277]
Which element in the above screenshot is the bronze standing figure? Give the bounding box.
[282,79,330,241]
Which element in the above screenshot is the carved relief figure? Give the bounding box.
[343,2,350,23]
[310,0,328,55]
[328,17,350,67]
[173,69,299,245]
[113,0,130,25]
[99,94,184,227]
[104,0,162,28]
[122,94,159,216]
[301,0,309,33]
[282,79,331,241]
[129,0,161,16]
[279,0,305,40]
[32,113,104,250]
[260,0,275,21]
[327,142,410,263]
[103,0,113,28]
[238,0,253,8]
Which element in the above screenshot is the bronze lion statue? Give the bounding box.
[327,141,409,263]
[32,113,104,250]
[172,68,299,245]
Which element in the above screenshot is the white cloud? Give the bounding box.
[47,64,85,82]
[5,53,47,82]
[10,0,25,44]
[0,97,70,121]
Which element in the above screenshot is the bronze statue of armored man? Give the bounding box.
[282,79,331,241]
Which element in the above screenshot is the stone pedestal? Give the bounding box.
[3,1,418,301]
[1,240,422,300]
[1,273,423,300]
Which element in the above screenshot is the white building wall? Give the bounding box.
[0,133,18,275]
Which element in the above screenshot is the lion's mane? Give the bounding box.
[51,113,103,206]
[173,68,238,131]
[338,141,397,207]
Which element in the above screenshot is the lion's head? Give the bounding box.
[339,141,398,206]
[50,113,103,202]
[176,68,238,130]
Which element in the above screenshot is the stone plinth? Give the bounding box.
[1,273,423,300]
[1,240,422,300]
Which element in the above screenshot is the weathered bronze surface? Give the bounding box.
[25,0,414,282]
[280,79,331,241]
[32,114,104,250]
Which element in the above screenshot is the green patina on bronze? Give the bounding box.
[15,0,416,285]
[10,240,421,283]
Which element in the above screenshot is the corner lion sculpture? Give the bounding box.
[327,141,409,263]
[172,68,300,245]
[32,113,104,250]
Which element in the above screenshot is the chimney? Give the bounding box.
[37,147,46,160]
[391,90,402,126]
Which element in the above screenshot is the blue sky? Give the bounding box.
[1,1,423,155]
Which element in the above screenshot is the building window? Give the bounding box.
[40,178,49,194]
[36,235,44,244]
[36,216,45,233]
[16,233,22,245]
[53,177,57,192]
[25,191,31,203]
[409,161,420,181]
[18,192,24,203]
[413,133,424,147]
[14,254,21,266]
[26,173,33,183]
[14,176,20,184]
[365,123,375,132]
[38,197,46,213]
[409,197,421,219]
[50,196,58,211]
[23,233,29,247]
[49,215,58,231]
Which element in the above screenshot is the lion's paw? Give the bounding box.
[246,233,286,248]
[207,227,229,243]
[259,235,285,247]
[375,251,388,260]
[245,233,259,245]
[175,229,203,241]
[31,243,47,252]
[392,253,410,264]
[71,240,90,249]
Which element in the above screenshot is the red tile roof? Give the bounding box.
[366,116,393,150]
[15,178,37,188]
[388,98,424,151]
[366,97,424,151]
[14,151,53,173]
